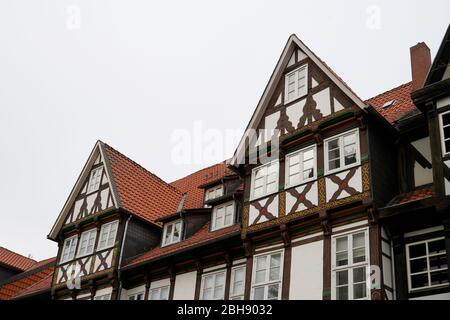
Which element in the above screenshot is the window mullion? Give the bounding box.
[426,242,431,287]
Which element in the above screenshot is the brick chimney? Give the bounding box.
[410,42,432,91]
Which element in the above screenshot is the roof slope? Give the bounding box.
[0,257,55,300]
[0,247,36,272]
[125,223,240,269]
[13,272,53,299]
[366,82,418,124]
[170,162,234,210]
[103,143,183,226]
[386,185,434,207]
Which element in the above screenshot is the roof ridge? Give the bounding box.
[170,160,229,185]
[103,143,183,196]
[365,81,413,102]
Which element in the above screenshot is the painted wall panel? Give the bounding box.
[173,271,197,300]
[409,292,450,300]
[289,240,323,300]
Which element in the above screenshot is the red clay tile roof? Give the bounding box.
[103,143,183,226]
[0,258,55,300]
[387,185,434,207]
[13,271,53,299]
[170,162,234,210]
[0,247,36,272]
[125,222,240,268]
[366,82,418,124]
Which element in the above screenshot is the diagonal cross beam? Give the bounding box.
[287,182,315,214]
[95,250,112,272]
[276,108,295,134]
[328,168,358,202]
[298,95,323,128]
[251,195,276,225]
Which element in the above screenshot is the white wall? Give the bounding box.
[289,240,323,300]
[173,271,197,300]
[410,292,450,300]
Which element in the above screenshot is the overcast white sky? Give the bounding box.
[0,1,449,260]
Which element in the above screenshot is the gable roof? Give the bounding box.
[0,247,36,272]
[0,257,55,300]
[48,141,183,239]
[230,34,367,166]
[12,271,53,299]
[170,162,234,210]
[366,82,418,124]
[425,24,450,86]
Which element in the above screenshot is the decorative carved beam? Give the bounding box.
[319,210,331,236]
[241,234,254,257]
[280,224,291,247]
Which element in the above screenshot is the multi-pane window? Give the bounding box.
[201,271,226,300]
[149,286,169,300]
[406,237,449,291]
[285,65,308,103]
[205,185,224,202]
[230,266,246,300]
[285,145,316,188]
[60,236,78,263]
[212,201,235,231]
[76,229,97,257]
[251,161,279,200]
[128,292,144,300]
[97,221,119,250]
[439,111,450,155]
[87,166,103,194]
[332,229,370,300]
[252,251,283,300]
[162,220,182,246]
[325,129,360,174]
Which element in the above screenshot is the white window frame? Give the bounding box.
[250,160,279,201]
[324,128,361,175]
[97,220,119,251]
[200,269,226,300]
[76,229,97,258]
[60,235,78,264]
[285,144,317,189]
[285,64,308,104]
[251,250,284,300]
[211,201,235,231]
[94,294,111,300]
[162,219,183,247]
[331,228,370,300]
[87,166,103,194]
[149,285,170,300]
[439,111,450,156]
[406,237,449,292]
[230,266,246,300]
[128,292,145,300]
[205,185,224,202]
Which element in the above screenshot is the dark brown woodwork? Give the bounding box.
[392,235,408,300]
[281,246,292,300]
[168,265,176,300]
[322,234,331,300]
[194,258,203,300]
[224,253,232,300]
[251,195,277,224]
[286,183,315,214]
[244,256,253,300]
[328,169,358,202]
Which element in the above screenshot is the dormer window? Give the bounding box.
[76,229,97,258]
[285,64,308,104]
[162,220,183,246]
[205,185,224,202]
[212,201,235,231]
[97,221,119,250]
[87,166,103,194]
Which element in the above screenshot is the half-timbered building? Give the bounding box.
[6,25,448,301]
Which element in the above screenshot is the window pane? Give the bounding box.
[328,139,339,151]
[336,270,348,286]
[150,289,159,300]
[215,273,225,288]
[303,148,314,160]
[329,159,340,170]
[253,287,265,300]
[410,273,429,289]
[428,239,446,255]
[289,173,300,186]
[429,255,447,271]
[204,275,213,289]
[267,284,279,300]
[202,288,212,300]
[255,270,266,284]
[328,148,340,160]
[289,154,300,166]
[410,258,428,274]
[173,223,181,242]
[353,266,366,283]
[444,126,450,139]
[344,145,357,165]
[409,243,426,259]
[269,267,280,281]
[343,133,355,146]
[303,168,314,180]
[445,140,450,153]
[353,283,367,299]
[353,248,366,264]
[442,113,450,126]
[336,286,348,300]
[270,253,281,268]
[160,286,169,300]
[430,270,449,286]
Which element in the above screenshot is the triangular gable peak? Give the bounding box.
[425,24,450,86]
[48,141,119,240]
[230,34,367,166]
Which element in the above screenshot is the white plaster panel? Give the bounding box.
[437,95,450,109]
[325,167,362,202]
[264,111,280,142]
[173,271,197,300]
[334,97,344,112]
[286,181,318,214]
[410,292,450,300]
[286,98,306,129]
[313,87,331,119]
[290,240,323,300]
[150,278,171,290]
[249,195,279,225]
[297,50,307,61]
